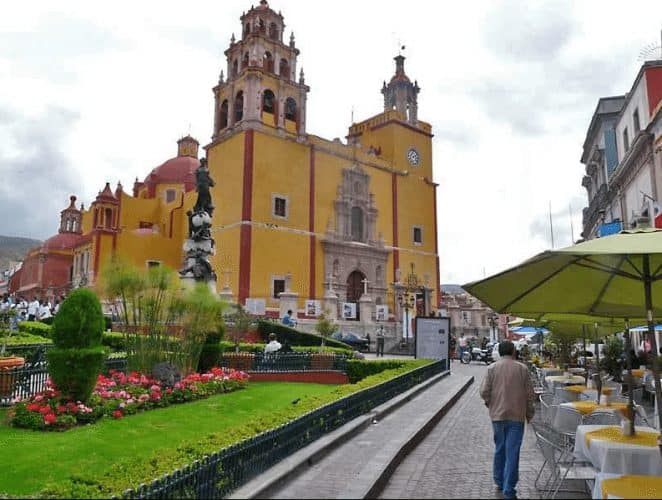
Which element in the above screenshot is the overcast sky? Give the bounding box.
[1,0,661,285]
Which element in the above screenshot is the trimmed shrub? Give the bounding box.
[47,347,106,403]
[345,359,409,383]
[47,289,106,402]
[17,321,52,337]
[197,326,226,373]
[102,332,127,351]
[256,320,351,350]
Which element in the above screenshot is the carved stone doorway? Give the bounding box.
[346,270,365,320]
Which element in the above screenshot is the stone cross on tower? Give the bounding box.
[362,278,369,296]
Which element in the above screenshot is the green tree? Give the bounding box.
[599,335,625,381]
[314,313,336,351]
[225,305,254,353]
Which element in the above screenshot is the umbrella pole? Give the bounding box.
[625,319,635,436]
[583,324,588,385]
[643,255,662,446]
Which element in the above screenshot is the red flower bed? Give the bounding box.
[8,367,249,431]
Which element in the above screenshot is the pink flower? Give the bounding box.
[150,385,161,392]
[112,410,123,419]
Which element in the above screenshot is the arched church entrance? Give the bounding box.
[346,270,365,320]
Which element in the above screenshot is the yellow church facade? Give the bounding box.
[44,0,440,324]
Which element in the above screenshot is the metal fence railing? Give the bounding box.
[119,359,447,499]
[0,356,128,406]
[219,352,348,373]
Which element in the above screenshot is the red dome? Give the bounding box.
[144,156,198,190]
[42,232,83,250]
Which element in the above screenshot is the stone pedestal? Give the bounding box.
[359,294,374,324]
[279,291,299,320]
[323,291,339,320]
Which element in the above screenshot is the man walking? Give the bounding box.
[376,325,385,357]
[458,333,468,360]
[479,340,534,500]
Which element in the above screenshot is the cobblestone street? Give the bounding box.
[379,361,588,499]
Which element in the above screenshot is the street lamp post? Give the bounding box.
[398,292,416,345]
[488,313,498,344]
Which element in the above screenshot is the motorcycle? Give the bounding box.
[460,343,494,364]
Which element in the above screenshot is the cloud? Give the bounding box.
[0,106,80,239]
[0,13,124,83]
[482,0,576,62]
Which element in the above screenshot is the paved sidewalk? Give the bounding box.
[263,371,472,499]
[378,362,590,499]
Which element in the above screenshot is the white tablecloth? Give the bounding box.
[545,375,585,387]
[574,424,662,475]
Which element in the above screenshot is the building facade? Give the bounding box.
[581,59,662,239]
[16,0,441,326]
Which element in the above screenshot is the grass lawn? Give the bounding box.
[0,381,338,497]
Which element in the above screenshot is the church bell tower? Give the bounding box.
[212,0,310,139]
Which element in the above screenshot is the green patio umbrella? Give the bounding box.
[463,227,662,436]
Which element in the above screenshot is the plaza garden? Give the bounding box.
[0,261,441,498]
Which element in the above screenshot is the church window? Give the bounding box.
[220,100,228,129]
[354,181,361,194]
[235,91,244,122]
[258,19,266,34]
[263,89,275,114]
[165,189,176,203]
[232,59,238,77]
[285,97,297,121]
[351,206,363,241]
[263,51,274,72]
[623,128,629,152]
[376,265,383,285]
[242,52,249,69]
[105,208,113,228]
[273,194,288,218]
[244,23,251,36]
[268,22,278,40]
[146,260,161,268]
[272,278,285,298]
[413,226,422,245]
[279,58,290,79]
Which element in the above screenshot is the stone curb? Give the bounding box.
[229,369,453,499]
[363,374,474,499]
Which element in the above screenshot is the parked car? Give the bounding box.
[331,331,370,352]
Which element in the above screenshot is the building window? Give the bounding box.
[272,278,285,299]
[413,226,423,245]
[268,22,278,40]
[263,51,274,73]
[285,97,296,121]
[633,109,640,134]
[220,100,228,129]
[165,189,176,203]
[262,89,275,114]
[351,206,364,241]
[623,127,629,152]
[279,59,290,80]
[273,195,288,218]
[146,260,161,268]
[235,91,244,122]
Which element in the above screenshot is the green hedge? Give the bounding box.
[345,359,411,383]
[17,321,52,337]
[37,358,434,498]
[5,333,52,346]
[256,320,351,350]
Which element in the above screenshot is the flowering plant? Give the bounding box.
[8,366,249,431]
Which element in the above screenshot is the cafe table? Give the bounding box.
[560,385,613,402]
[574,424,662,475]
[592,472,662,499]
[545,374,585,387]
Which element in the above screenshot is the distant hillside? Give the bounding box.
[0,235,42,270]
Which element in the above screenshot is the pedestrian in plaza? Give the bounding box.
[27,297,40,321]
[458,333,468,360]
[479,340,535,500]
[376,325,385,357]
[449,335,457,362]
[281,309,297,327]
